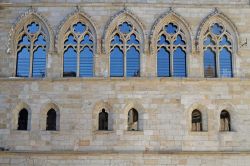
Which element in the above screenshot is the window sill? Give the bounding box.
[189,131,208,136]
[94,130,114,135]
[11,130,30,133]
[124,130,144,135]
[40,130,60,134]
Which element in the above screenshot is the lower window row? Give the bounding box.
[16,108,231,132]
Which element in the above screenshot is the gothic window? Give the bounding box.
[156,22,187,77]
[203,23,233,77]
[192,109,202,131]
[128,108,138,131]
[63,21,94,77]
[98,108,108,130]
[46,109,57,131]
[17,109,28,130]
[110,22,140,77]
[220,110,231,131]
[16,22,48,77]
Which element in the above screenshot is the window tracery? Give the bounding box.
[110,22,141,77]
[203,22,233,77]
[156,22,187,77]
[63,21,94,77]
[16,21,48,77]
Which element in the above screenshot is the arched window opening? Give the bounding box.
[192,109,202,131]
[156,22,187,77]
[128,108,138,131]
[203,23,233,78]
[98,108,108,130]
[17,109,28,130]
[63,22,94,77]
[110,22,141,77]
[220,110,231,131]
[16,21,47,77]
[46,109,57,131]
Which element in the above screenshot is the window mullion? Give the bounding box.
[29,37,34,77]
[77,37,80,77]
[124,42,126,77]
[170,45,174,77]
[216,44,220,78]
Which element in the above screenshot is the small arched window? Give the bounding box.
[203,23,233,77]
[110,22,140,77]
[128,108,138,131]
[192,109,202,131]
[63,22,94,77]
[157,22,187,77]
[98,108,108,130]
[220,110,231,131]
[16,21,48,77]
[17,109,28,130]
[46,109,57,131]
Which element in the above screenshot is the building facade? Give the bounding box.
[0,0,250,165]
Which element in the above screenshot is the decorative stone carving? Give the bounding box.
[102,8,145,54]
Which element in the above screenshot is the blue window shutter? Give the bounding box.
[220,48,232,77]
[173,47,186,77]
[204,48,216,77]
[32,47,46,77]
[157,47,170,77]
[63,47,77,77]
[126,46,140,77]
[80,47,94,77]
[110,47,124,77]
[16,47,30,77]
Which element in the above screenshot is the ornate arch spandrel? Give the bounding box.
[102,8,146,54]
[150,9,192,77]
[57,11,97,54]
[57,10,97,77]
[196,9,239,53]
[8,8,54,55]
[150,9,192,55]
[196,9,239,78]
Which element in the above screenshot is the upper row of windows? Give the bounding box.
[15,14,234,78]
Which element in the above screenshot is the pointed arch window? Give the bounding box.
[192,109,202,131]
[220,110,231,131]
[203,23,233,77]
[16,21,48,77]
[98,108,108,130]
[63,22,94,77]
[110,22,141,77]
[156,22,187,77]
[17,109,29,130]
[46,109,57,131]
[128,108,139,131]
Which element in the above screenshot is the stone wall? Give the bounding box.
[1,1,250,165]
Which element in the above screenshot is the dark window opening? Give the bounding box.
[17,109,28,130]
[98,109,108,130]
[128,108,138,131]
[220,110,231,131]
[192,109,202,131]
[46,109,57,131]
